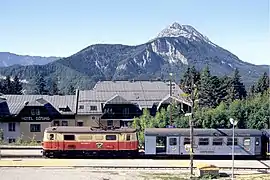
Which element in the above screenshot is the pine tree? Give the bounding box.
[34,75,48,95]
[67,85,76,95]
[255,72,269,94]
[227,68,247,102]
[180,66,200,94]
[249,84,255,97]
[12,75,23,95]
[2,76,12,94]
[198,66,216,108]
[49,79,59,95]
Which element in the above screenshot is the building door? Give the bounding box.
[166,136,180,155]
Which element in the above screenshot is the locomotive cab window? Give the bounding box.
[227,138,238,146]
[213,138,223,146]
[169,138,177,146]
[64,135,75,141]
[199,138,209,146]
[126,134,131,141]
[243,138,251,146]
[106,135,116,140]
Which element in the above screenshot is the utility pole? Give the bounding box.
[169,73,173,126]
[189,79,195,177]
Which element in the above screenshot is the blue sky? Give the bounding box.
[0,0,269,65]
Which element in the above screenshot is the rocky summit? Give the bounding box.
[0,22,268,94]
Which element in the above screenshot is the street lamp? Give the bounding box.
[229,118,238,180]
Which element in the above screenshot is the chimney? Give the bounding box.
[74,89,79,114]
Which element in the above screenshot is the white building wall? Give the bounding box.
[0,122,21,143]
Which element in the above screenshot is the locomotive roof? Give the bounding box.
[144,128,262,137]
[45,126,137,133]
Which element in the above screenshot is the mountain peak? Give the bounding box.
[156,22,211,43]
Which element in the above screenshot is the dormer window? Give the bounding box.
[59,106,71,112]
[31,109,40,116]
[90,106,97,111]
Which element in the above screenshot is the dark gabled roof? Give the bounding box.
[0,98,10,116]
[45,126,137,133]
[26,98,50,106]
[105,94,133,105]
[144,128,262,137]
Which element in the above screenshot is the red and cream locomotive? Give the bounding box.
[42,126,139,158]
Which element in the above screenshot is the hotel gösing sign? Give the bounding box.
[21,116,51,121]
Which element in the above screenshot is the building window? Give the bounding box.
[79,105,84,109]
[62,121,68,126]
[199,138,209,146]
[64,135,75,141]
[31,109,40,116]
[213,138,223,146]
[77,121,83,126]
[8,123,16,132]
[90,106,97,111]
[8,138,16,143]
[169,138,177,146]
[91,116,96,120]
[53,121,60,126]
[107,120,113,127]
[105,135,116,140]
[227,138,238,146]
[30,124,41,132]
[123,108,129,117]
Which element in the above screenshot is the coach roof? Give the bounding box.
[144,128,262,137]
[45,126,137,133]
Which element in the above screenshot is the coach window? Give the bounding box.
[243,138,250,146]
[106,135,116,140]
[64,135,75,141]
[126,134,131,141]
[62,121,68,126]
[77,121,83,126]
[169,138,177,146]
[95,135,104,140]
[213,138,223,146]
[183,138,190,145]
[227,138,238,146]
[53,121,60,126]
[199,138,209,146]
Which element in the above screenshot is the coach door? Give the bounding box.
[166,136,180,155]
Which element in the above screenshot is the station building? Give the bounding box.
[0,80,191,143]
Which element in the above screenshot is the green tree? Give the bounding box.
[226,68,247,102]
[2,76,12,94]
[132,109,154,146]
[198,66,216,108]
[49,79,59,95]
[34,75,48,95]
[11,75,23,94]
[255,72,269,94]
[67,85,76,95]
